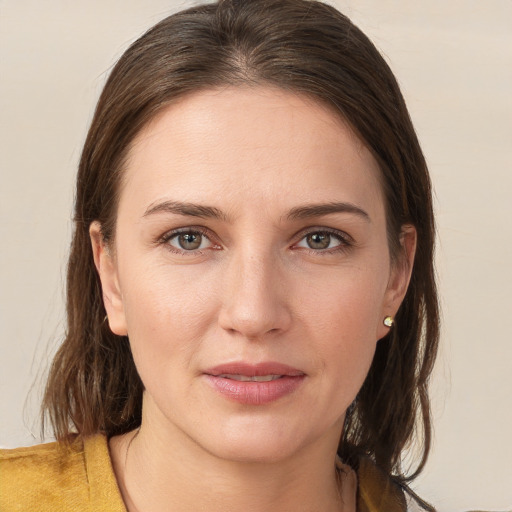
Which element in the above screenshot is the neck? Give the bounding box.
[110,420,353,512]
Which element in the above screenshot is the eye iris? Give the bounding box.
[307,232,330,249]
[178,233,202,250]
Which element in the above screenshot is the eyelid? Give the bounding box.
[291,226,354,252]
[158,226,221,253]
[293,226,354,244]
[156,225,354,255]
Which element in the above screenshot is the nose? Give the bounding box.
[218,248,292,339]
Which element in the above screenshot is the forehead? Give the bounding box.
[119,86,385,220]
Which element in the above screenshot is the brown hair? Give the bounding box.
[43,0,439,489]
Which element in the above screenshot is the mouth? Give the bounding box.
[203,362,306,405]
[205,361,305,378]
[217,374,283,382]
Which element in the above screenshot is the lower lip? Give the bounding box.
[204,375,305,405]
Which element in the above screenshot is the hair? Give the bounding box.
[42,0,438,492]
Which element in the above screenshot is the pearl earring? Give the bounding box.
[383,316,394,327]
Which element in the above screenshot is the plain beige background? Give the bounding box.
[1,1,511,510]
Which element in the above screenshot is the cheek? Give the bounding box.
[299,267,386,394]
[119,260,220,376]
[302,264,387,341]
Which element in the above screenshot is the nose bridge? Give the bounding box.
[218,242,290,338]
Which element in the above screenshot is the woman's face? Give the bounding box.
[92,86,414,463]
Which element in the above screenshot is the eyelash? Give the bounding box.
[158,226,353,256]
[293,227,354,255]
[158,227,218,256]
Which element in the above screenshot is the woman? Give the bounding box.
[0,0,438,510]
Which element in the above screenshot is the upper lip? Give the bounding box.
[204,362,305,377]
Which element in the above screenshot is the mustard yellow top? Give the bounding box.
[0,434,407,511]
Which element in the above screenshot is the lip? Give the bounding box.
[205,362,305,377]
[203,361,306,405]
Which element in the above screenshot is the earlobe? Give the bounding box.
[377,224,417,339]
[89,222,128,336]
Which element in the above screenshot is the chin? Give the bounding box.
[205,437,299,465]
[192,416,322,465]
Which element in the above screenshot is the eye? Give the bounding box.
[165,230,214,252]
[295,230,349,251]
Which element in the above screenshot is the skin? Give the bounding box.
[90,86,416,512]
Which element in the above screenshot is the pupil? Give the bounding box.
[307,233,330,249]
[179,233,201,250]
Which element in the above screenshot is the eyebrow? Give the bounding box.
[143,199,370,223]
[286,202,371,222]
[143,200,229,221]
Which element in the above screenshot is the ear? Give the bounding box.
[89,221,128,336]
[376,224,417,340]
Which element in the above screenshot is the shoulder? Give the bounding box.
[0,435,89,511]
[0,434,125,512]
